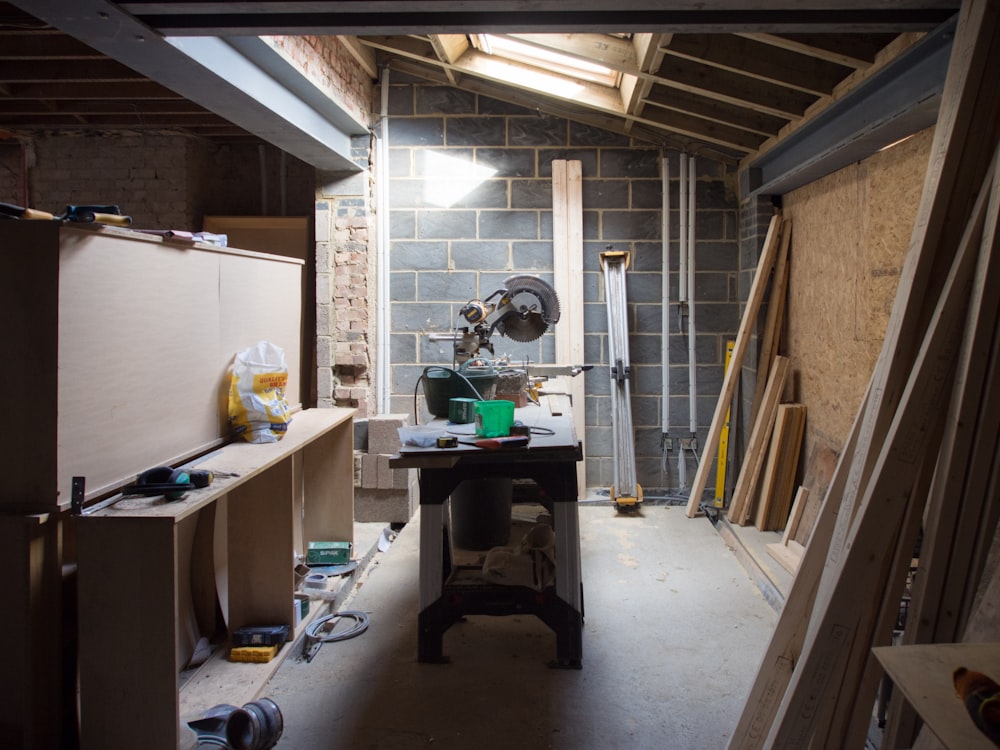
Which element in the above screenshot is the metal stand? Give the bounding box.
[601,248,642,510]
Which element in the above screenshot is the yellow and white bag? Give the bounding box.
[228,340,291,443]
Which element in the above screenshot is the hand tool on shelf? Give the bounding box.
[0,202,55,220]
[58,204,132,227]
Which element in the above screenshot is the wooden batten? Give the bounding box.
[727,355,790,526]
[749,221,792,427]
[687,213,783,517]
[754,404,806,531]
[552,160,586,498]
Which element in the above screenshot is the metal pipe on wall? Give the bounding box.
[376,66,392,414]
[687,155,698,436]
[678,153,688,306]
[677,154,688,488]
[661,154,671,437]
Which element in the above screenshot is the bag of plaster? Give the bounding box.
[228,340,291,443]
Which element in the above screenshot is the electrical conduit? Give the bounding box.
[376,66,392,414]
[687,155,698,438]
[661,154,671,442]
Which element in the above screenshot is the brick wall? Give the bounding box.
[384,75,741,496]
[315,136,377,415]
[262,36,372,130]
[6,132,315,229]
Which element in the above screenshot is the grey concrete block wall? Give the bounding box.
[386,75,740,497]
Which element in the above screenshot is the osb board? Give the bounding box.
[782,127,933,542]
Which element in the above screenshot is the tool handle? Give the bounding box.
[90,212,132,227]
[475,435,530,449]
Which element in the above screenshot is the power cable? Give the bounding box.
[303,610,369,662]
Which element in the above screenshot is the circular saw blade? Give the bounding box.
[496,312,549,342]
[494,275,561,343]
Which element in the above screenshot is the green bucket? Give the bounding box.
[421,364,498,418]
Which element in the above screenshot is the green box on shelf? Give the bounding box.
[306,540,352,565]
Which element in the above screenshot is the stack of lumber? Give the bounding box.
[755,403,807,532]
[688,183,806,535]
[728,1,1000,748]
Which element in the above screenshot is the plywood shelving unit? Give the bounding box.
[77,408,355,750]
[0,221,353,749]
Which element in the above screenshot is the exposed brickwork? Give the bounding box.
[8,132,315,229]
[0,140,23,204]
[262,36,372,130]
[316,136,377,416]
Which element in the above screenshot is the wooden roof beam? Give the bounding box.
[660,33,852,96]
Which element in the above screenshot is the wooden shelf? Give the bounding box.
[873,642,1000,750]
[76,408,355,750]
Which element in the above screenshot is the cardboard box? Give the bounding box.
[306,540,352,565]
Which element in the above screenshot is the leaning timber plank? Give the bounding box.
[765,145,999,749]
[759,404,806,532]
[750,221,792,427]
[727,384,867,750]
[732,125,1000,750]
[833,455,933,750]
[552,160,586,498]
[770,406,806,531]
[728,355,790,526]
[930,215,1000,646]
[886,136,1000,750]
[753,402,794,530]
[824,0,1000,574]
[781,486,809,546]
[686,213,782,517]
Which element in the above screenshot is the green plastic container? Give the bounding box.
[474,399,514,438]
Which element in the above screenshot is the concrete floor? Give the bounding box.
[263,503,781,750]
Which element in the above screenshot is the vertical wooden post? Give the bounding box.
[553,160,586,496]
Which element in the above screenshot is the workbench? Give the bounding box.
[75,408,355,750]
[390,407,584,668]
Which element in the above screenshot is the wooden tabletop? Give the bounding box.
[872,642,1000,750]
[392,408,580,469]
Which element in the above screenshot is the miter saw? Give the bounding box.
[452,274,561,363]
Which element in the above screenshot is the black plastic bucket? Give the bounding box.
[422,365,498,417]
[450,477,513,550]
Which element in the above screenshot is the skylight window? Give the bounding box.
[470,34,621,88]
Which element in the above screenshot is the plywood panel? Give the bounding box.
[227,458,295,633]
[57,231,221,503]
[77,516,179,749]
[782,126,933,525]
[49,226,304,508]
[302,424,356,549]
